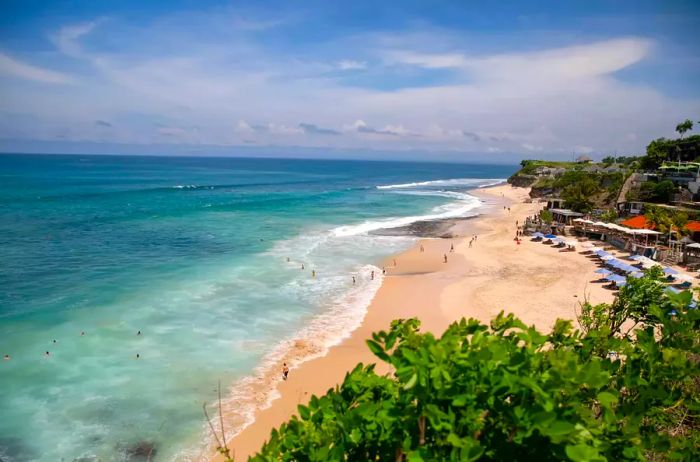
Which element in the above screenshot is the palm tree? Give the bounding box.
[675,119,693,139]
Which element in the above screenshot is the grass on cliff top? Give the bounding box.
[517,160,580,175]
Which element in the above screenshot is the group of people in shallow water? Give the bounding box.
[3,330,145,361]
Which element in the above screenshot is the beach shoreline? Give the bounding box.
[208,183,617,461]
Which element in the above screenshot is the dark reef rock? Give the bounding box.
[369,216,478,238]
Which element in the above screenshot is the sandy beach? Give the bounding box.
[212,183,617,460]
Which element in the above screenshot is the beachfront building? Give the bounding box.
[549,208,584,225]
[544,197,565,210]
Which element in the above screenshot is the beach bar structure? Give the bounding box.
[549,208,584,225]
[572,218,662,257]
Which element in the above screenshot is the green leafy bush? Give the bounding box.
[250,272,699,462]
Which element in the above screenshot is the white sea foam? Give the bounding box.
[376,177,504,189]
[196,264,384,461]
[331,192,482,237]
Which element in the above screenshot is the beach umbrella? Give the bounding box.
[606,259,624,267]
[606,274,627,283]
[595,268,612,276]
[621,265,640,273]
[600,255,614,261]
[665,286,682,294]
[663,267,679,275]
[629,272,644,278]
[629,255,644,261]
[544,234,557,239]
[673,273,694,282]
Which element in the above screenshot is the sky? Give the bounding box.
[0,0,699,163]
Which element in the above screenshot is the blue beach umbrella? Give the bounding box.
[606,274,627,283]
[629,255,644,261]
[629,272,644,278]
[665,286,681,294]
[606,259,624,268]
[620,265,639,273]
[663,267,679,275]
[595,268,612,276]
[544,234,557,239]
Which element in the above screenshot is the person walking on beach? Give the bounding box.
[352,276,356,285]
[282,363,289,380]
[371,270,374,280]
[420,244,424,252]
[393,259,397,267]
[444,254,448,263]
[382,267,386,275]
[469,239,473,248]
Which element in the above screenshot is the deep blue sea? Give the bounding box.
[0,154,516,461]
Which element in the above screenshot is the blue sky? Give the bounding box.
[1,0,699,162]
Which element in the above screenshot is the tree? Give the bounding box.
[676,119,694,139]
[653,180,675,203]
[249,272,699,462]
[562,177,599,213]
[539,209,554,224]
[601,156,615,165]
[599,209,618,223]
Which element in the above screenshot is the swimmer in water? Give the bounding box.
[137,330,141,336]
[301,263,305,270]
[136,353,140,359]
[352,276,356,284]
[312,270,316,278]
[371,270,375,280]
[3,354,10,360]
[45,351,50,356]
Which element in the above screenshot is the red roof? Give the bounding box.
[621,216,655,229]
[686,221,700,232]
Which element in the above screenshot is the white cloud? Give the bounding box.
[51,21,100,57]
[3,16,699,159]
[521,143,543,152]
[574,145,595,154]
[337,59,367,70]
[0,53,74,84]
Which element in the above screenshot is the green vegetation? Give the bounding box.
[517,160,577,176]
[644,205,690,236]
[243,270,698,462]
[598,209,618,223]
[676,119,694,139]
[640,135,700,171]
[539,209,553,223]
[629,180,676,203]
[601,156,638,166]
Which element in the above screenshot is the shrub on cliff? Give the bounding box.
[247,272,699,462]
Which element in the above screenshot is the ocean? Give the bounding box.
[0,154,516,461]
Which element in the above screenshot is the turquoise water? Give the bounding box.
[0,154,515,461]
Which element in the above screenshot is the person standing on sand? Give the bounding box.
[282,363,289,380]
[420,244,424,252]
[450,244,454,252]
[393,259,397,267]
[352,276,356,285]
[469,239,473,248]
[444,254,448,263]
